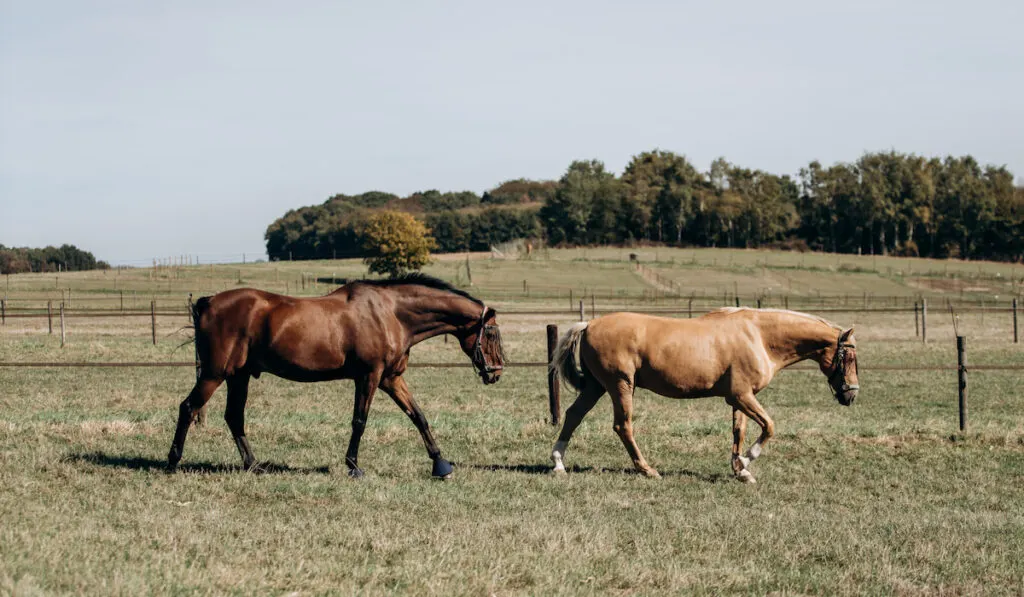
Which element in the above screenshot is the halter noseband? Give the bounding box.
[472,304,504,375]
[828,339,859,395]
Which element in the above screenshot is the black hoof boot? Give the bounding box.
[348,467,365,479]
[431,458,454,479]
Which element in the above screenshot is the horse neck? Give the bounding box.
[761,315,838,369]
[396,290,483,345]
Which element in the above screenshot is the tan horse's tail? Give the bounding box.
[550,322,589,392]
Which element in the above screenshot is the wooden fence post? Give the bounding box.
[59,302,66,347]
[1,298,5,325]
[120,290,124,312]
[47,301,53,334]
[151,300,157,345]
[957,335,967,432]
[914,302,920,337]
[921,298,928,343]
[591,294,596,319]
[579,300,585,322]
[547,324,560,426]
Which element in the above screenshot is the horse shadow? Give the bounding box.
[465,463,728,483]
[64,452,330,475]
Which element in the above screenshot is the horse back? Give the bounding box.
[195,288,389,381]
[583,312,774,398]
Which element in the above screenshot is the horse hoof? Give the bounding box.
[348,467,364,479]
[643,469,662,479]
[552,466,567,475]
[431,458,454,479]
[736,470,756,484]
[165,464,178,475]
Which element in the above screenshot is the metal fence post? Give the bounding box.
[957,335,967,432]
[1014,298,1019,344]
[921,298,927,343]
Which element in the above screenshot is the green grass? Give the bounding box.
[2,248,1024,595]
[3,247,1022,309]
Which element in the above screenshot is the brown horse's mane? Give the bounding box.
[342,273,484,306]
[711,307,842,331]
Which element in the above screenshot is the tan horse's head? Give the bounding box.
[823,327,859,405]
[459,307,505,385]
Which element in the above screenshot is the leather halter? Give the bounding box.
[472,304,504,375]
[828,339,859,395]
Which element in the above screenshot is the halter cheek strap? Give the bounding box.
[829,341,859,393]
[473,304,503,374]
[475,304,489,348]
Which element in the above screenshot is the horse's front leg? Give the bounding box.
[379,374,453,479]
[345,371,381,478]
[730,408,752,482]
[727,393,775,484]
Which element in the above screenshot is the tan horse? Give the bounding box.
[549,308,859,483]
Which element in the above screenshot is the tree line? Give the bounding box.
[265,150,1023,262]
[0,244,109,275]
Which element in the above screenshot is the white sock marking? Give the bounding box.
[551,441,567,472]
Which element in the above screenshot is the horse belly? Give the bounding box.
[634,365,721,399]
[259,323,351,381]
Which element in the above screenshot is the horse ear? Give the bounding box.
[840,327,855,341]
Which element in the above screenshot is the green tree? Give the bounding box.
[361,211,437,276]
[540,160,623,245]
[621,150,701,244]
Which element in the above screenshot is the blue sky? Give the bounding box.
[2,1,1021,265]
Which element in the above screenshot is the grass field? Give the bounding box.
[2,248,1023,595]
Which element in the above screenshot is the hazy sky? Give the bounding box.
[2,1,1021,265]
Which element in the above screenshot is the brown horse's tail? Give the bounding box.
[191,296,212,380]
[550,322,589,392]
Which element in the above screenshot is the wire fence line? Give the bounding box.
[2,305,1020,318]
[0,361,1021,371]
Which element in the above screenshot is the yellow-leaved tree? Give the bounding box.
[361,211,437,277]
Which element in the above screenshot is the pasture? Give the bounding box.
[2,248,1023,595]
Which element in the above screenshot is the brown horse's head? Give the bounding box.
[459,307,505,385]
[823,327,859,405]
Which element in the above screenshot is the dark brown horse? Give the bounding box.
[167,274,505,478]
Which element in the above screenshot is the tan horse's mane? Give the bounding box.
[710,307,843,332]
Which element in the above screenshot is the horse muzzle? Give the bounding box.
[837,386,858,406]
[480,369,502,385]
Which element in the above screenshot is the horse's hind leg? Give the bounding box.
[167,378,222,472]
[730,408,753,482]
[225,373,256,470]
[551,384,606,473]
[610,379,660,478]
